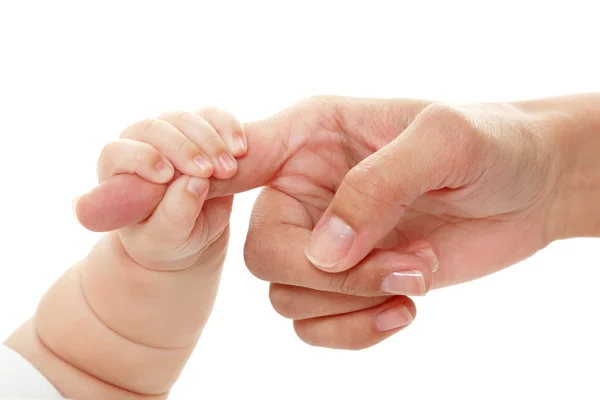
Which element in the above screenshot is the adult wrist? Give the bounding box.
[529,94,600,241]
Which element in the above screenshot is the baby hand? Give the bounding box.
[7,108,246,399]
[95,107,247,270]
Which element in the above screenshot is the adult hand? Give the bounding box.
[74,95,587,349]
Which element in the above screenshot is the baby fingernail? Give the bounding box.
[416,248,439,272]
[305,215,355,269]
[186,177,209,197]
[234,135,246,153]
[381,270,427,296]
[154,158,174,178]
[194,155,213,173]
[154,159,166,171]
[217,153,237,172]
[376,305,414,332]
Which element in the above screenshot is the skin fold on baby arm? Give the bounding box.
[4,108,248,399]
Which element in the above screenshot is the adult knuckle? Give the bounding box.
[419,103,465,125]
[305,94,338,106]
[328,269,361,296]
[415,103,486,180]
[293,319,368,350]
[268,284,297,319]
[243,233,272,281]
[418,103,480,146]
[345,162,398,208]
[293,320,321,347]
[289,95,339,125]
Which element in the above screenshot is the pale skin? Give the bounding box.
[4,108,248,399]
[75,93,600,351]
[4,93,599,397]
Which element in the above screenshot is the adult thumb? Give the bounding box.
[304,106,460,272]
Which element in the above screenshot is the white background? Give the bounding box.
[1,1,599,399]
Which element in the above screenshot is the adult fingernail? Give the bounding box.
[381,270,427,296]
[233,135,246,153]
[194,155,213,174]
[376,305,414,332]
[415,248,439,272]
[305,215,355,268]
[217,153,237,172]
[186,177,209,197]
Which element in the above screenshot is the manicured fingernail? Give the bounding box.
[194,155,213,173]
[72,196,80,220]
[381,270,427,296]
[415,248,439,272]
[233,135,246,154]
[217,153,237,172]
[305,215,354,268]
[376,305,413,332]
[186,177,209,197]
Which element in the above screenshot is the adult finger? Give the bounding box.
[305,103,481,272]
[245,187,437,296]
[208,96,430,198]
[293,296,416,350]
[269,283,390,320]
[74,174,166,232]
[75,97,429,231]
[74,108,288,232]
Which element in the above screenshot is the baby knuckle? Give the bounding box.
[96,141,118,170]
[196,105,220,116]
[202,134,227,152]
[161,197,194,226]
[227,118,244,137]
[164,110,189,121]
[173,137,194,157]
[145,150,164,169]
[128,118,162,139]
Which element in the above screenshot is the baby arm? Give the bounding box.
[4,109,247,399]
